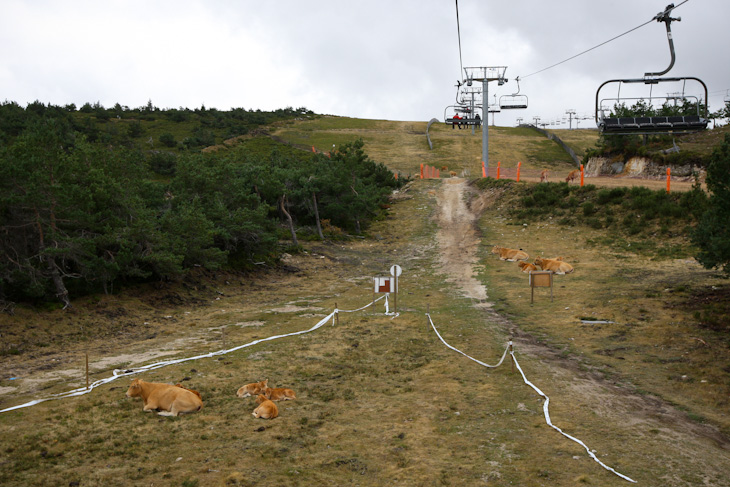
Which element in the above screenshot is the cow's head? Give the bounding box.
[126,378,143,398]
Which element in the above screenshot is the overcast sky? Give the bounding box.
[2,0,728,128]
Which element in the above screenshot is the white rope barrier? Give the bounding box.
[337,294,386,314]
[426,312,636,483]
[427,313,508,368]
[1,298,383,414]
[510,352,636,483]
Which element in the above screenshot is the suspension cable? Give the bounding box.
[455,0,464,81]
[519,0,690,80]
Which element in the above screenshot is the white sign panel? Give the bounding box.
[374,277,396,293]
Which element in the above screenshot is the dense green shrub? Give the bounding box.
[692,134,730,273]
[0,104,398,305]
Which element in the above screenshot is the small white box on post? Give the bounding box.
[373,276,396,313]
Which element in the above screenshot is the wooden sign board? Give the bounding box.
[529,271,553,303]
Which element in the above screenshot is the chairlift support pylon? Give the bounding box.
[595,3,709,135]
[462,66,508,172]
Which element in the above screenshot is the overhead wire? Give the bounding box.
[455,0,464,81]
[519,0,691,80]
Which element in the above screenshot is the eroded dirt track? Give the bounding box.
[436,179,489,306]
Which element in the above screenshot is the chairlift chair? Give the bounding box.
[596,78,709,134]
[444,104,482,126]
[498,76,528,110]
[594,4,709,135]
[499,94,528,110]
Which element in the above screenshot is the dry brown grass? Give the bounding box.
[1,119,729,486]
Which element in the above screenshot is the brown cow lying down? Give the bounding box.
[491,245,529,262]
[253,395,279,419]
[126,378,203,417]
[534,257,574,275]
[237,379,268,398]
[264,386,296,401]
[517,261,537,273]
[175,383,202,400]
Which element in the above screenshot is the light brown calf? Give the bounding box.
[264,387,297,401]
[491,245,529,262]
[534,256,574,275]
[237,379,268,398]
[253,395,279,419]
[517,261,537,273]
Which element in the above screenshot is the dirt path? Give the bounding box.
[432,177,730,486]
[435,178,490,307]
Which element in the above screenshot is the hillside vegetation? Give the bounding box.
[0,103,403,307]
[1,109,730,486]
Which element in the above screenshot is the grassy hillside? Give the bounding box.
[1,116,729,486]
[273,117,583,178]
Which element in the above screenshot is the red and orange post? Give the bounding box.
[517,162,522,182]
[496,161,501,180]
[580,164,585,187]
[666,167,671,193]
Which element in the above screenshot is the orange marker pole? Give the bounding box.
[420,163,424,179]
[497,161,501,180]
[311,146,316,153]
[666,167,671,193]
[517,161,521,182]
[482,161,486,178]
[580,164,584,187]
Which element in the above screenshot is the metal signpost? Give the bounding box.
[390,265,402,313]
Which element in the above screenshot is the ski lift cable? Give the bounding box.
[455,0,464,83]
[519,0,691,81]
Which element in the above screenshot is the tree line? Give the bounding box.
[0,103,403,307]
[0,100,313,152]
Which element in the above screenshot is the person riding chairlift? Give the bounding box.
[452,113,462,129]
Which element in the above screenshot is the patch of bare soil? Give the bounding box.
[0,266,318,403]
[435,179,490,307]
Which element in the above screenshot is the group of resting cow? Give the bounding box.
[125,377,295,419]
[491,245,574,275]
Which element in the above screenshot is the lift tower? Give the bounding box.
[463,66,507,174]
